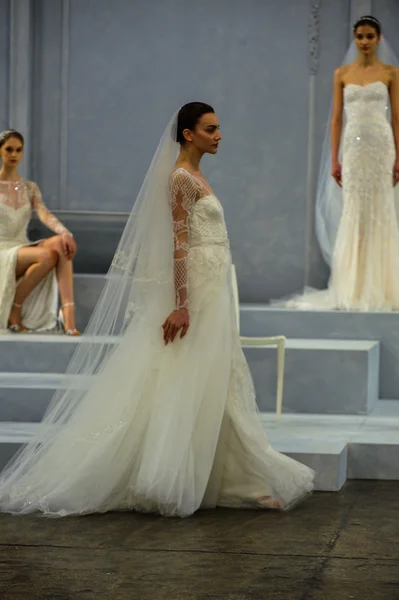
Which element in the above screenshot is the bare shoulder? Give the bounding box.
[387,64,399,83]
[334,65,345,79]
[334,65,350,84]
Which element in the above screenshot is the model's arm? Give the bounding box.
[331,68,344,187]
[162,170,196,345]
[389,67,399,186]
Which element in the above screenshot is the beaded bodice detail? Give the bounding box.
[343,82,392,150]
[344,81,389,123]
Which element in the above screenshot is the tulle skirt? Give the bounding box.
[0,250,314,517]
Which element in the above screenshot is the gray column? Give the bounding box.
[304,0,321,286]
[59,0,71,208]
[8,0,33,179]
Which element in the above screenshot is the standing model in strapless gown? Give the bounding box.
[331,81,399,309]
[287,81,399,311]
[0,168,314,518]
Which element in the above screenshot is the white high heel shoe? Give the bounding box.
[8,302,27,333]
[58,302,80,336]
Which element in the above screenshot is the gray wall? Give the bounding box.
[7,0,391,300]
[308,0,349,289]
[0,1,9,131]
[374,1,399,54]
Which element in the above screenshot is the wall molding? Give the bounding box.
[59,0,71,209]
[308,0,321,76]
[8,0,33,178]
[304,0,321,285]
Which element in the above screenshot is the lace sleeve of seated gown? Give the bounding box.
[27,181,72,236]
[169,169,197,310]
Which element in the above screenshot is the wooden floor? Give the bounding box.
[0,480,398,600]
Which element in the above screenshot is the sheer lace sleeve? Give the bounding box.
[27,181,72,236]
[169,169,197,310]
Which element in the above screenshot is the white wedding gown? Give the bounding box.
[288,81,399,311]
[0,168,314,518]
[0,180,69,331]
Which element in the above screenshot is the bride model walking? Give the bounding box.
[0,103,314,517]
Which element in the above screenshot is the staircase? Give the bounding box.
[0,274,398,493]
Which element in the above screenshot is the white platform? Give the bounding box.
[244,338,379,414]
[72,274,399,399]
[263,399,399,489]
[241,304,399,400]
[0,333,380,416]
[0,282,397,492]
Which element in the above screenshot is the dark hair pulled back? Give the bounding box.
[176,102,215,145]
[0,129,24,148]
[353,15,382,36]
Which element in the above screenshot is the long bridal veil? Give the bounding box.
[315,37,399,266]
[0,111,180,495]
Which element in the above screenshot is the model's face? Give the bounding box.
[183,113,222,154]
[0,137,24,168]
[354,25,380,56]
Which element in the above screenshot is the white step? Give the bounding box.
[0,335,379,417]
[244,338,379,415]
[0,401,397,492]
[241,304,399,400]
[261,400,399,488]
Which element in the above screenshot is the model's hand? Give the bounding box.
[61,233,77,259]
[393,159,399,187]
[332,161,342,187]
[162,308,189,345]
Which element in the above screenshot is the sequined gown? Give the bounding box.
[330,82,399,309]
[0,168,314,518]
[0,180,70,331]
[288,81,399,311]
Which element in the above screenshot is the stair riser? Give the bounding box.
[241,307,399,400]
[348,443,399,480]
[0,338,379,417]
[0,340,115,374]
[245,344,379,415]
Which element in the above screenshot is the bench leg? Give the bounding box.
[276,339,285,421]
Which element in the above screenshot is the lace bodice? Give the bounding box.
[169,168,229,310]
[344,81,390,124]
[0,179,70,243]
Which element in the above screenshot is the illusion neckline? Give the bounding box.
[173,166,215,198]
[344,81,388,90]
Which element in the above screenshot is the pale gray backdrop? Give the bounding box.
[1,0,398,299]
